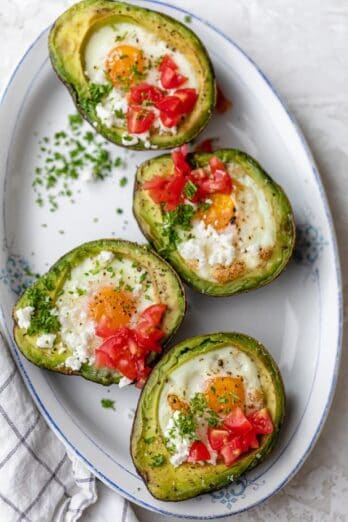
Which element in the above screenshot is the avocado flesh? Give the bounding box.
[13,239,186,385]
[131,332,285,501]
[133,149,295,296]
[48,0,216,150]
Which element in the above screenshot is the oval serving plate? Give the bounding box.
[0,1,342,518]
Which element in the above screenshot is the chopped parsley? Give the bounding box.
[101,398,116,410]
[119,176,128,187]
[184,15,192,23]
[88,82,113,106]
[161,203,196,253]
[150,454,165,468]
[184,180,198,199]
[114,108,125,119]
[139,271,148,283]
[26,286,60,336]
[116,208,123,214]
[32,113,125,211]
[198,200,212,212]
[144,436,156,444]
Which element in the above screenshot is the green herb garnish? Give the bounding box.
[101,398,116,410]
[26,286,60,336]
[151,454,165,467]
[184,180,198,199]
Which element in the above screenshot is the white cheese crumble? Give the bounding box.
[177,220,236,277]
[163,411,192,467]
[61,313,96,371]
[121,134,139,146]
[15,306,34,330]
[118,376,133,388]
[36,334,56,349]
[96,250,114,265]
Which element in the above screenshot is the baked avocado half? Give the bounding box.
[133,148,295,295]
[49,0,216,150]
[13,239,185,387]
[131,332,285,501]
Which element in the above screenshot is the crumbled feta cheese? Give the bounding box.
[121,134,139,146]
[119,376,133,388]
[96,250,114,265]
[163,411,192,467]
[95,103,115,128]
[64,355,82,371]
[15,306,34,330]
[36,334,56,349]
[95,88,128,128]
[177,220,235,277]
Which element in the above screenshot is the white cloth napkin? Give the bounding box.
[0,333,139,522]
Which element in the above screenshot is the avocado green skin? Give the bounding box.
[48,0,216,150]
[13,239,186,386]
[131,332,285,501]
[133,149,295,296]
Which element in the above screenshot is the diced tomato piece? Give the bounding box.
[159,110,182,128]
[187,441,211,462]
[127,106,155,134]
[143,172,185,209]
[95,350,115,370]
[159,56,188,89]
[174,88,197,113]
[216,85,232,113]
[200,170,232,195]
[194,138,214,153]
[209,156,226,173]
[223,407,253,435]
[114,353,138,380]
[248,409,274,435]
[171,146,191,176]
[135,304,167,351]
[208,428,231,451]
[159,54,178,72]
[240,429,260,452]
[220,437,243,466]
[156,95,182,114]
[143,175,168,191]
[190,168,207,180]
[129,83,164,105]
[95,315,120,339]
[139,304,167,328]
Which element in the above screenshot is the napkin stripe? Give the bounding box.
[0,492,30,521]
[0,411,40,468]
[121,501,128,522]
[21,454,67,519]
[0,367,16,393]
[0,403,69,495]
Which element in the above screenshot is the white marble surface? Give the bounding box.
[1,1,347,520]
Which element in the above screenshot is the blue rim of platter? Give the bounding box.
[0,0,343,518]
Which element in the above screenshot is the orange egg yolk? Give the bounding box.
[198,193,236,231]
[204,376,245,413]
[89,287,137,330]
[105,45,144,87]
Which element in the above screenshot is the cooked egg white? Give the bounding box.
[84,22,198,88]
[84,22,198,143]
[54,251,158,371]
[159,345,264,433]
[159,345,264,466]
[178,164,276,282]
